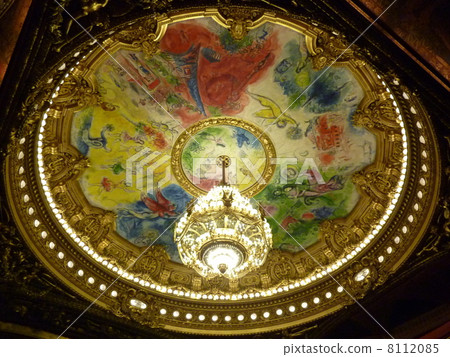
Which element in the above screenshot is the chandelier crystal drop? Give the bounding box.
[174,156,272,278]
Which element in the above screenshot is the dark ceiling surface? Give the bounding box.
[0,0,448,339]
[1,0,449,89]
[0,0,32,83]
[349,0,450,86]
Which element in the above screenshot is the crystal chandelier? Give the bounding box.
[174,156,272,278]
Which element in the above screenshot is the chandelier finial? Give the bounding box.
[216,155,231,185]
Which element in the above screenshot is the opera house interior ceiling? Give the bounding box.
[0,0,449,338]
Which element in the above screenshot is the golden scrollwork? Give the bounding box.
[171,117,276,198]
[321,221,360,256]
[218,7,264,40]
[265,250,297,283]
[111,289,160,328]
[357,203,386,233]
[239,272,260,287]
[204,275,229,293]
[72,212,115,245]
[113,18,161,59]
[310,31,354,70]
[169,270,191,285]
[134,245,169,280]
[343,258,379,299]
[52,190,81,218]
[53,72,116,111]
[42,146,89,188]
[101,242,134,268]
[81,0,109,15]
[352,167,400,204]
[352,97,401,131]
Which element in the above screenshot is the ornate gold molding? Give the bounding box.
[218,7,264,40]
[52,72,110,110]
[112,288,161,328]
[353,97,402,131]
[4,7,441,335]
[113,18,161,59]
[170,117,277,198]
[310,31,355,70]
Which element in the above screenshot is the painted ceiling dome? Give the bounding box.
[6,6,439,335]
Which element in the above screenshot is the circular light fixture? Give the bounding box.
[202,242,245,274]
[174,156,272,278]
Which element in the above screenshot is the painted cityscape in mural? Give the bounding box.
[71,18,375,261]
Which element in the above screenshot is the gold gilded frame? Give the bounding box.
[5,6,440,335]
[170,117,277,197]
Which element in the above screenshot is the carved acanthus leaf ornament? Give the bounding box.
[218,6,264,40]
[113,19,160,59]
[311,31,354,70]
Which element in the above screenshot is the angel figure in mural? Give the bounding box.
[116,190,177,221]
[272,170,345,202]
[284,175,345,199]
[140,190,176,218]
[248,92,299,129]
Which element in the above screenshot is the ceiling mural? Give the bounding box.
[70,17,375,261]
[6,7,440,335]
